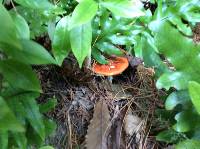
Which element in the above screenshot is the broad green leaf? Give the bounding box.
[2,39,56,65]
[39,98,57,113]
[13,133,27,149]
[69,0,98,29]
[173,110,200,132]
[26,126,43,146]
[0,97,24,132]
[14,0,54,9]
[48,21,56,41]
[183,11,200,22]
[44,119,56,136]
[142,32,158,53]
[6,91,27,125]
[11,13,30,39]
[169,15,192,36]
[107,35,133,45]
[70,22,92,67]
[21,94,45,140]
[165,90,190,110]
[52,16,71,66]
[134,35,143,58]
[92,48,108,64]
[96,42,124,56]
[100,0,144,18]
[141,37,169,77]
[189,81,200,114]
[6,92,43,141]
[39,146,54,149]
[19,40,56,64]
[156,72,190,90]
[176,139,200,149]
[0,60,41,92]
[154,21,200,90]
[0,4,20,49]
[156,129,180,143]
[0,131,8,149]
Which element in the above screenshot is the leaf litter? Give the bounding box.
[36,55,169,149]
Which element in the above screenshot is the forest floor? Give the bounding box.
[36,57,171,149]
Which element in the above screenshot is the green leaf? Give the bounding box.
[0,131,8,149]
[11,13,30,39]
[154,21,200,90]
[52,16,71,66]
[156,72,190,90]
[0,60,41,92]
[142,32,158,53]
[0,4,20,49]
[12,133,27,149]
[168,14,192,36]
[165,90,190,110]
[100,0,144,18]
[141,37,169,77]
[44,119,56,136]
[2,39,56,65]
[189,81,200,114]
[39,146,54,149]
[176,139,200,149]
[0,97,24,132]
[69,0,98,29]
[6,91,27,125]
[39,98,57,113]
[107,35,133,45]
[21,94,45,140]
[14,0,54,9]
[92,48,108,64]
[173,110,200,132]
[96,42,124,56]
[156,129,180,143]
[19,40,56,64]
[26,126,43,146]
[6,92,44,141]
[70,22,92,67]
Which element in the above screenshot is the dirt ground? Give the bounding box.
[36,56,170,149]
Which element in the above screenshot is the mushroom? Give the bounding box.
[92,57,129,82]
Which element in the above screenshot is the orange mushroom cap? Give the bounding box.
[92,57,129,76]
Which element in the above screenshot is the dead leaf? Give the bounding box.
[86,100,110,149]
[124,112,142,136]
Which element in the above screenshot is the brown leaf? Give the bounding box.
[86,100,110,149]
[124,113,142,136]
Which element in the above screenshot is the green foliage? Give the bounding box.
[0,97,24,132]
[0,3,56,148]
[14,0,54,9]
[1,0,200,148]
[52,16,71,65]
[154,22,200,90]
[156,129,183,143]
[100,0,144,18]
[39,98,57,113]
[11,13,30,39]
[146,0,200,147]
[53,0,144,67]
[189,81,200,114]
[39,146,54,149]
[176,139,200,149]
[70,22,92,67]
[69,0,98,29]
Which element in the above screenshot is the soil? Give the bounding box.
[193,23,200,43]
[36,56,169,149]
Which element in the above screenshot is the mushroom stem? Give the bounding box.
[108,76,113,84]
